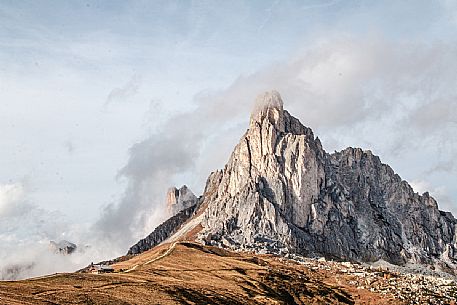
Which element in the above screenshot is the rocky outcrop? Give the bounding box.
[49,240,77,255]
[127,204,198,255]
[194,91,457,273]
[166,185,197,216]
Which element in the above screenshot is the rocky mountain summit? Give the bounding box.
[131,91,457,275]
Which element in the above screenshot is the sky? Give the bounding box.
[1,0,457,279]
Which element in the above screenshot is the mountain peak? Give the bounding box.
[250,90,285,132]
[252,90,283,113]
[129,91,457,277]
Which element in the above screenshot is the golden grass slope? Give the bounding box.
[0,242,397,304]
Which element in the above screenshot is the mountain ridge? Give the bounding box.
[130,91,457,275]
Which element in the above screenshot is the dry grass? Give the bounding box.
[0,242,399,304]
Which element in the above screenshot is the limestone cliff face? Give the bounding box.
[197,91,457,271]
[166,185,197,216]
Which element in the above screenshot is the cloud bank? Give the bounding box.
[0,182,126,280]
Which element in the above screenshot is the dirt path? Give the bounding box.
[124,241,177,273]
[26,273,63,281]
[145,242,177,265]
[165,214,204,243]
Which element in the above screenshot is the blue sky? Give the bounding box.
[1,0,457,278]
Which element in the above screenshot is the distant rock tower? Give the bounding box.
[49,240,77,255]
[166,185,197,216]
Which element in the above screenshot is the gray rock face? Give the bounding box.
[197,91,457,272]
[127,204,198,255]
[166,185,198,216]
[49,240,77,255]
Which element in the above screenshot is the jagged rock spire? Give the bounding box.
[166,185,197,216]
[197,91,457,273]
[250,90,285,133]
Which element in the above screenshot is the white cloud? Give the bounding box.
[0,183,120,280]
[0,183,26,216]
